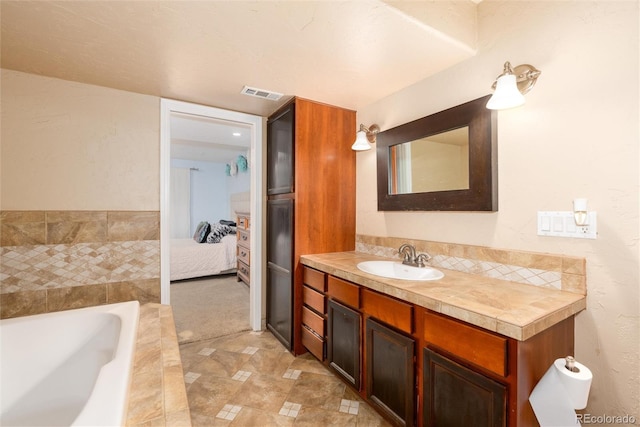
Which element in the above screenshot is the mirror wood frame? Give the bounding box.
[376,95,497,211]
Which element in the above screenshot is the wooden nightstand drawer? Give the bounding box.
[327,276,359,309]
[237,261,250,284]
[237,246,250,264]
[303,267,326,292]
[424,310,508,377]
[303,285,325,314]
[237,215,250,229]
[362,289,413,334]
[237,228,250,248]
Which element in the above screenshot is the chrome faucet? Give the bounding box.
[415,253,432,268]
[398,244,432,268]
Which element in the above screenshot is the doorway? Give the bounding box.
[160,99,263,331]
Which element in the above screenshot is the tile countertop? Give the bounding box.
[300,252,586,341]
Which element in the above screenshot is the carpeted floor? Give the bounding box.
[171,274,251,344]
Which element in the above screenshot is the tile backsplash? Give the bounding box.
[0,210,161,319]
[356,234,586,295]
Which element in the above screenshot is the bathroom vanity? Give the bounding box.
[299,251,586,427]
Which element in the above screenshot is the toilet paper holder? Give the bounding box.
[565,355,580,373]
[529,354,593,427]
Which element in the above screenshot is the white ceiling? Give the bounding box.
[170,113,251,162]
[1,0,479,161]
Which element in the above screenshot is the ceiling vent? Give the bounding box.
[241,85,283,101]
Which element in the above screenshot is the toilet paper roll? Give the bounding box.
[529,357,593,427]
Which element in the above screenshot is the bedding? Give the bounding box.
[170,234,237,281]
[193,221,211,243]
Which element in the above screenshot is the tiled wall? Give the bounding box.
[0,210,161,319]
[356,234,586,295]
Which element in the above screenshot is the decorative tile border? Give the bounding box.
[356,234,585,294]
[1,241,160,293]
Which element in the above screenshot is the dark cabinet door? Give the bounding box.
[266,198,293,349]
[423,348,506,427]
[267,104,294,195]
[327,299,361,390]
[366,318,415,427]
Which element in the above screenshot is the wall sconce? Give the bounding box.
[486,61,541,110]
[573,198,588,226]
[351,124,380,151]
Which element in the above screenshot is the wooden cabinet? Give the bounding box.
[297,267,576,427]
[423,310,507,377]
[236,212,250,286]
[366,318,415,427]
[301,267,326,360]
[267,104,295,195]
[266,199,294,348]
[421,309,575,427]
[266,98,356,353]
[327,299,361,390]
[423,348,506,427]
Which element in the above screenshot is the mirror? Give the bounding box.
[389,126,470,194]
[377,95,497,211]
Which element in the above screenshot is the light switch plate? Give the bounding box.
[537,211,597,239]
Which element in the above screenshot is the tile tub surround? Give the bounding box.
[300,251,586,341]
[127,303,191,426]
[0,210,160,319]
[356,234,586,294]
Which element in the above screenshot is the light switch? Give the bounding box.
[540,216,551,231]
[553,216,564,232]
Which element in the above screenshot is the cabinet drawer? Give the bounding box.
[303,285,325,314]
[302,325,324,360]
[303,267,326,292]
[424,311,507,377]
[302,306,324,335]
[237,261,250,284]
[237,246,250,264]
[362,289,413,334]
[237,215,250,229]
[327,276,360,309]
[237,229,250,248]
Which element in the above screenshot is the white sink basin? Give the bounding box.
[356,261,444,281]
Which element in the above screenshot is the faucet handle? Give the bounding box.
[416,253,432,268]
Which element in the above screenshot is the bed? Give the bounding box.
[170,191,249,281]
[169,234,237,281]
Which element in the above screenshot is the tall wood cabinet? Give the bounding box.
[266,97,356,352]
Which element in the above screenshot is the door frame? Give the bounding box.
[160,98,264,331]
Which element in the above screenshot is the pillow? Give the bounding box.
[207,223,234,243]
[193,221,210,243]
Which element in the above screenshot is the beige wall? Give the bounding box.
[1,70,160,211]
[357,0,639,419]
[0,71,162,316]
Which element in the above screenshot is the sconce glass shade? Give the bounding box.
[486,74,526,110]
[351,130,372,151]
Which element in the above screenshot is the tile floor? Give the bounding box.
[179,330,391,426]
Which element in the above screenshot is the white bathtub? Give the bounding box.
[0,301,140,426]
